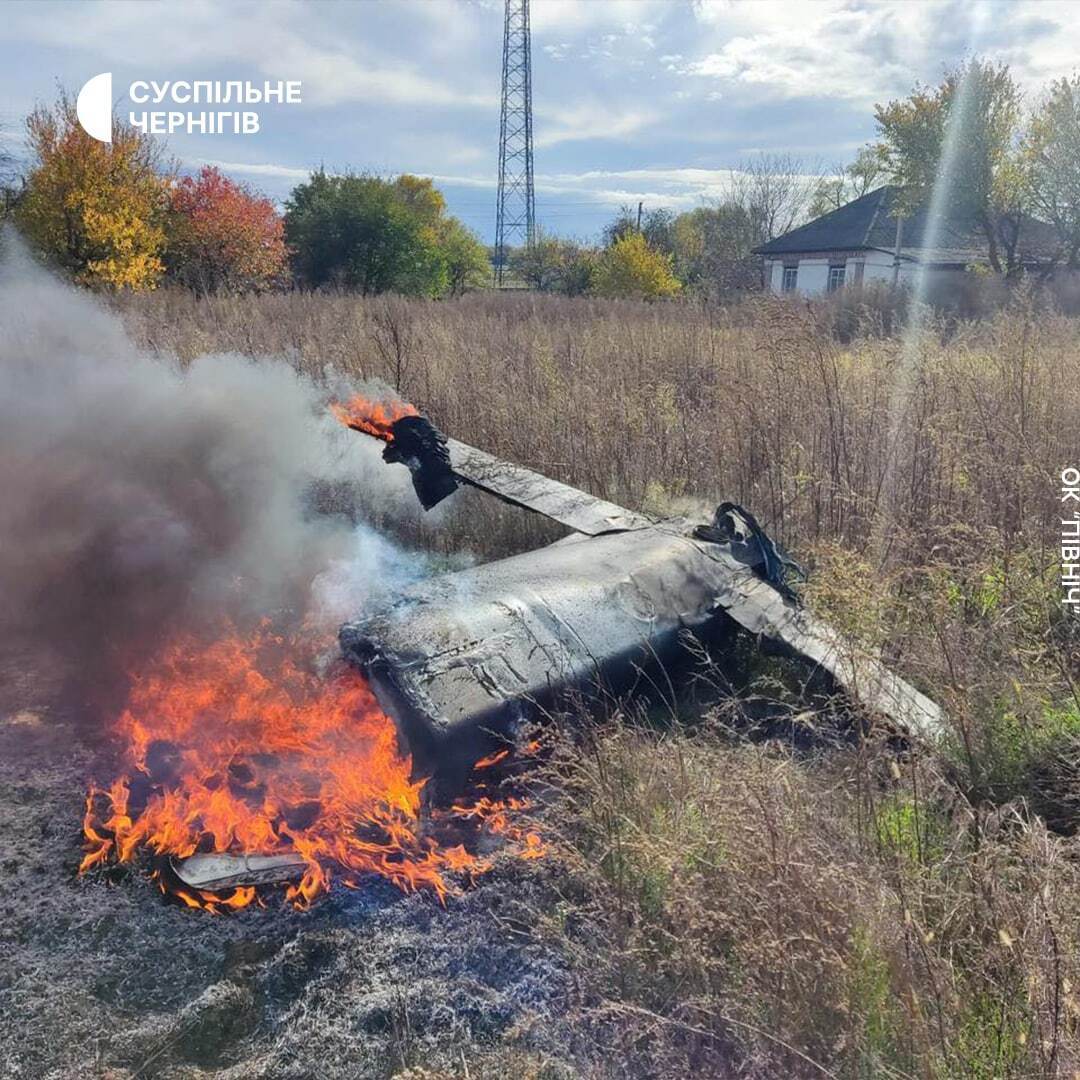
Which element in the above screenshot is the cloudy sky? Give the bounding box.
[2,0,1078,241]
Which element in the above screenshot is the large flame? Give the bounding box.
[81,622,537,911]
[330,392,418,443]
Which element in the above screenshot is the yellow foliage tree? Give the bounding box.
[593,231,681,300]
[17,94,170,289]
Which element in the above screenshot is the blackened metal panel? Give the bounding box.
[706,561,943,739]
[341,525,720,777]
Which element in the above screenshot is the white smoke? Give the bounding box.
[0,234,424,701]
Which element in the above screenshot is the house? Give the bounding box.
[754,185,1058,296]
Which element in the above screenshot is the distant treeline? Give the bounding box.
[5,58,1080,298]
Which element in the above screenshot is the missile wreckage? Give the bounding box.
[337,405,943,785]
[168,401,942,894]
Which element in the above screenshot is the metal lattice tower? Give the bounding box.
[494,0,535,283]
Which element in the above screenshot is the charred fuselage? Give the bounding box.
[339,414,942,788]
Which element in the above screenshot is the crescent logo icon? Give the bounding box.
[76,72,113,143]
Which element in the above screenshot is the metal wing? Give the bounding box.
[445,438,653,536]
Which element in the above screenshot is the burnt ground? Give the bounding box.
[0,646,583,1080]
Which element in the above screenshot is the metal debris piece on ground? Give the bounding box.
[172,852,307,891]
[445,437,655,536]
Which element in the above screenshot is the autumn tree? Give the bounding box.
[392,174,446,225]
[671,202,761,295]
[511,231,597,295]
[603,204,677,253]
[875,59,1026,274]
[391,174,488,294]
[1024,75,1080,269]
[16,92,170,289]
[807,147,884,217]
[167,166,287,293]
[593,232,681,300]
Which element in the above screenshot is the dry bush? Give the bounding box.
[114,287,1080,563]
[535,726,1080,1079]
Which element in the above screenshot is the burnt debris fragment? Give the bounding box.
[172,852,307,891]
[694,501,807,603]
[384,415,459,510]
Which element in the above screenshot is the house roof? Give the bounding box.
[753,185,1058,263]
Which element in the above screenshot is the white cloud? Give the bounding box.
[427,165,770,211]
[684,0,1080,106]
[535,105,660,148]
[187,158,310,180]
[528,1,670,35]
[0,0,493,110]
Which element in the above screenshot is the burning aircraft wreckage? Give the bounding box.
[83,394,942,906]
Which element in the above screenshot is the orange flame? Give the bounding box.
[330,393,418,443]
[473,748,510,770]
[81,622,539,910]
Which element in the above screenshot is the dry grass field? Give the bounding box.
[41,285,1076,1077]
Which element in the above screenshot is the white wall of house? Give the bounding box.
[764,251,967,295]
[794,258,830,294]
[764,255,854,296]
[860,250,896,285]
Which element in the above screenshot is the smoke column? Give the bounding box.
[0,236,423,710]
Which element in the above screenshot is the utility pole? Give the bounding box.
[494,0,535,285]
[892,214,903,287]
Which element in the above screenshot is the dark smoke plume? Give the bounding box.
[0,236,421,709]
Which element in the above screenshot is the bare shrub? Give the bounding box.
[535,725,1080,1078]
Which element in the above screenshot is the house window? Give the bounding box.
[827,264,846,292]
[782,265,798,292]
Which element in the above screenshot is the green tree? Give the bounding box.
[510,230,599,295]
[593,232,681,300]
[874,59,1025,274]
[510,228,564,290]
[555,241,597,296]
[0,120,19,221]
[437,217,490,295]
[603,204,677,253]
[16,92,171,289]
[1024,75,1080,269]
[284,171,447,296]
[393,174,488,294]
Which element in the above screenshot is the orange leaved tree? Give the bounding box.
[167,166,288,293]
[17,93,170,290]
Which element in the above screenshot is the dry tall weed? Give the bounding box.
[114,287,1080,1077]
